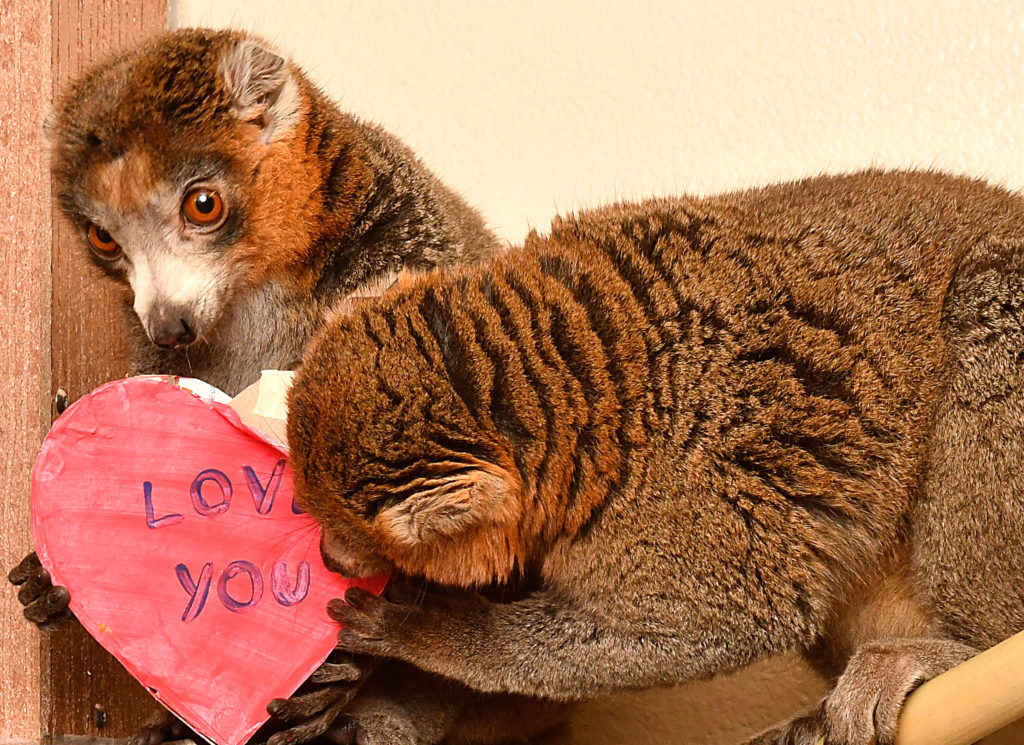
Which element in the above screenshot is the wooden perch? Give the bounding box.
[892,629,1024,745]
[809,629,1024,745]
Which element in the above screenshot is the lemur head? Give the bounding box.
[48,29,338,349]
[287,276,535,588]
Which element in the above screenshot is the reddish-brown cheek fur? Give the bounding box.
[226,80,373,293]
[372,463,530,586]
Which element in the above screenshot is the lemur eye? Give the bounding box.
[182,188,225,227]
[87,223,120,256]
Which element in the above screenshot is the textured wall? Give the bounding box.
[167,2,1024,742]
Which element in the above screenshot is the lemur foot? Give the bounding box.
[324,665,461,745]
[746,638,976,745]
[264,654,372,745]
[326,698,442,745]
[8,551,73,630]
[128,708,197,745]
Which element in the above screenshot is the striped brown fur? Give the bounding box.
[292,170,1024,742]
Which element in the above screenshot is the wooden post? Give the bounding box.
[0,0,53,739]
[1,1,165,741]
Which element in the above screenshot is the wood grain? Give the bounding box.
[0,0,53,738]
[40,1,167,740]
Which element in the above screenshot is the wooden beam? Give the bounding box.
[45,2,167,737]
[0,0,165,740]
[0,0,53,738]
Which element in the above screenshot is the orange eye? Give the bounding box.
[87,223,119,255]
[182,188,225,226]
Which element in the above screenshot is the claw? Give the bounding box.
[24,585,70,625]
[8,552,41,585]
[310,662,361,684]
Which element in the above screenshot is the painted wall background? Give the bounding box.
[167,2,1024,743]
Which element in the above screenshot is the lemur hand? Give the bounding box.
[264,653,375,745]
[8,551,74,630]
[128,708,200,745]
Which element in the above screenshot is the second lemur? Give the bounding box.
[10,28,566,745]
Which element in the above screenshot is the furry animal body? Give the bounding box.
[290,169,1024,744]
[50,29,497,396]
[11,27,567,745]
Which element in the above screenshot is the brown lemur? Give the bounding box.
[8,28,567,745]
[288,169,1024,745]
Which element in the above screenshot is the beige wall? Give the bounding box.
[166,2,1024,742]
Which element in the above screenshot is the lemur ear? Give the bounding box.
[376,467,518,546]
[220,38,301,144]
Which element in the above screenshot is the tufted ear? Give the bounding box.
[376,467,518,546]
[220,38,301,144]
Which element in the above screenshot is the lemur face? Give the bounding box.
[48,29,310,350]
[73,148,244,347]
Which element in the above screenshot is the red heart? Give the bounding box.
[32,377,386,745]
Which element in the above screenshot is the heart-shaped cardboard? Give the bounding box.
[31,376,387,745]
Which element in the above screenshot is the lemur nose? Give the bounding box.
[150,315,196,349]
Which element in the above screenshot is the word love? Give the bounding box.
[143,459,301,526]
[143,460,313,622]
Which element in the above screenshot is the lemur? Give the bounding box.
[9,28,567,745]
[287,170,1024,745]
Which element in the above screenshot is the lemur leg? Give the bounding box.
[324,664,568,745]
[329,587,704,700]
[745,638,975,745]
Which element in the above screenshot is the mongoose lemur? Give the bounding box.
[288,170,1024,745]
[9,28,566,745]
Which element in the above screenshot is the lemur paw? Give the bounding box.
[747,638,976,745]
[264,654,372,745]
[128,708,197,745]
[329,581,490,668]
[328,588,404,656]
[323,662,462,745]
[8,551,74,631]
[326,699,434,745]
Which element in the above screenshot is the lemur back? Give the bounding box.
[291,169,1011,595]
